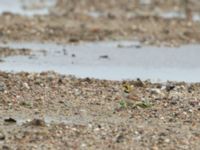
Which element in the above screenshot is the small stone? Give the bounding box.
[88,124,93,128]
[25,119,46,127]
[94,128,100,132]
[63,48,68,55]
[170,99,178,105]
[134,78,145,87]
[2,145,10,150]
[71,54,76,57]
[0,132,5,140]
[170,95,180,102]
[150,88,161,95]
[4,118,17,124]
[135,45,142,49]
[166,83,175,92]
[164,138,170,143]
[115,133,124,143]
[188,109,193,113]
[81,143,87,148]
[99,55,109,59]
[0,82,6,92]
[69,37,79,43]
[160,116,165,120]
[183,112,187,115]
[151,146,159,150]
[23,82,30,90]
[189,100,199,107]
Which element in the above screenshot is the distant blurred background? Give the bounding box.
[0,0,199,20]
[0,0,199,45]
[52,0,200,21]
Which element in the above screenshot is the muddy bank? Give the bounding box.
[0,47,31,58]
[0,71,200,149]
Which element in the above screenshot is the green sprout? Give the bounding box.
[135,100,152,108]
[119,100,127,109]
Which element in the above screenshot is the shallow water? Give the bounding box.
[1,114,126,126]
[15,115,92,126]
[0,41,200,82]
[0,0,55,16]
[87,10,200,22]
[160,11,185,19]
[160,11,200,21]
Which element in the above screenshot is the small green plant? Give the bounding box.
[119,99,152,109]
[20,101,32,108]
[135,100,152,108]
[119,100,127,109]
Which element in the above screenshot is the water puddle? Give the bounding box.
[0,41,200,82]
[140,0,152,5]
[87,11,106,18]
[0,0,55,16]
[160,11,200,21]
[160,11,185,19]
[87,10,200,22]
[193,13,200,21]
[2,114,126,126]
[16,115,92,126]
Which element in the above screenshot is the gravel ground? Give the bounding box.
[0,72,200,149]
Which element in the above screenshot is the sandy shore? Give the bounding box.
[0,71,200,149]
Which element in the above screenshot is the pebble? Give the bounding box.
[169,94,180,102]
[99,55,109,59]
[24,119,46,127]
[71,54,76,57]
[188,109,193,113]
[4,118,17,124]
[166,82,175,92]
[0,82,6,92]
[150,88,162,95]
[164,138,170,143]
[81,143,87,148]
[23,82,30,90]
[2,145,10,150]
[0,132,5,140]
[189,100,199,107]
[115,133,124,143]
[170,99,178,105]
[149,88,166,100]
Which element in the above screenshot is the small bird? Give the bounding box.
[122,83,141,103]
